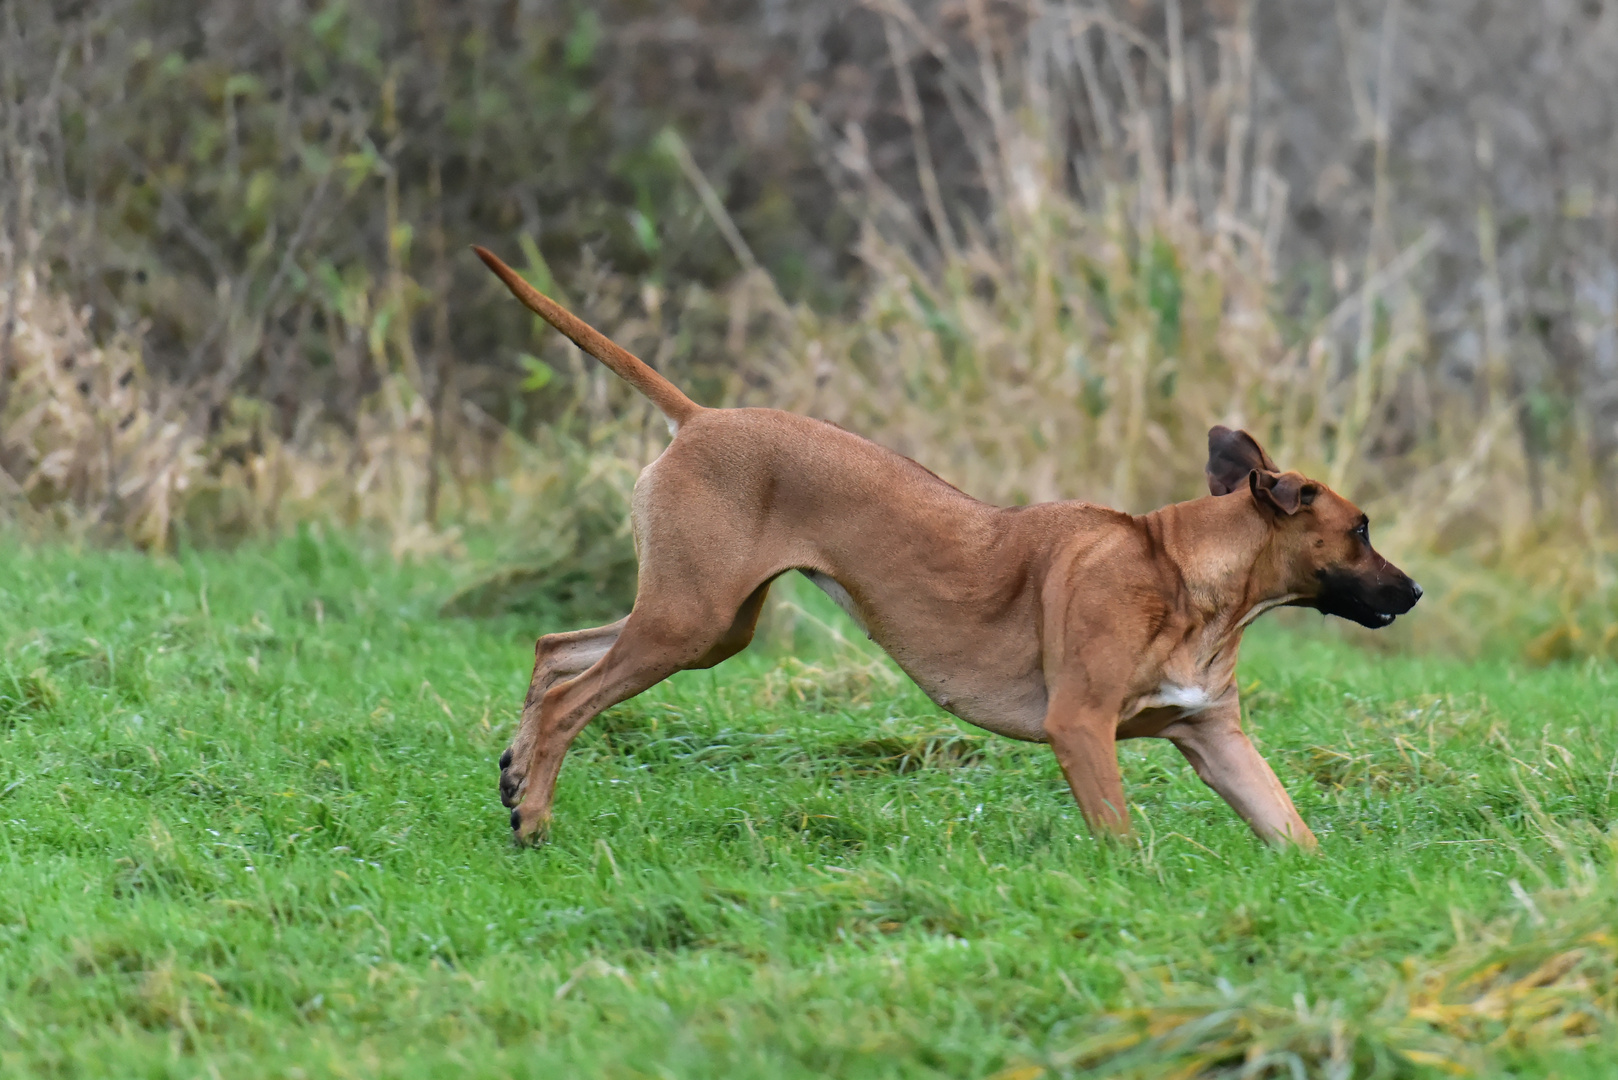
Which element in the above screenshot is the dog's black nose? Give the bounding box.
[1410,581,1423,601]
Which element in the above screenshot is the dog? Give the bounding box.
[473,245,1422,849]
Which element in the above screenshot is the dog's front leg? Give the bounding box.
[1043,686,1132,840]
[1163,699,1316,849]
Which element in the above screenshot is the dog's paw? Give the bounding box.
[509,806,552,847]
[499,770,524,807]
[498,747,526,807]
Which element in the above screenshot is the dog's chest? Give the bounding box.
[1113,678,1228,738]
[1131,631,1242,722]
[1154,683,1217,711]
[1133,676,1228,719]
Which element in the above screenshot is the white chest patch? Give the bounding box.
[1157,683,1215,712]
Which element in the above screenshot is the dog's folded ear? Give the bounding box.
[1206,426,1280,496]
[1249,470,1315,516]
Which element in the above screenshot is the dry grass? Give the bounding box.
[1090,838,1618,1079]
[980,829,1618,1078]
[0,240,200,549]
[0,224,648,580]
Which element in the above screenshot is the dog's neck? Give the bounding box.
[1143,493,1299,645]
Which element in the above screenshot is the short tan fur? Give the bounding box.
[475,245,1422,848]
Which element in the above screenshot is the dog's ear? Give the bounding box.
[1249,470,1316,516]
[1206,426,1280,496]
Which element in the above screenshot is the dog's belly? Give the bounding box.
[887,651,1050,741]
[927,684,1050,742]
[804,571,869,637]
[803,569,1050,741]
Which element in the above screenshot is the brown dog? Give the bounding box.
[474,246,1422,848]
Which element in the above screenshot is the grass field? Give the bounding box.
[3,535,1617,1078]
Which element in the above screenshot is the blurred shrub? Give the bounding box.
[0,0,830,441]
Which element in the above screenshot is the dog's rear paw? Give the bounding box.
[510,807,552,847]
[498,746,528,807]
[499,769,524,808]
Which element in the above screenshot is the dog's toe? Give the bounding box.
[509,808,553,847]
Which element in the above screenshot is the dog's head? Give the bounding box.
[1206,426,1422,628]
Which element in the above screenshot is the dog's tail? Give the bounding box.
[473,245,702,427]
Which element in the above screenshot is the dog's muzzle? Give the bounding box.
[1310,569,1423,629]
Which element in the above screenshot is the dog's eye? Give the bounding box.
[1354,521,1370,544]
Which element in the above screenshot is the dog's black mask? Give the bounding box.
[1306,567,1423,629]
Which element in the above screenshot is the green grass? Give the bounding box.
[2,535,1617,1078]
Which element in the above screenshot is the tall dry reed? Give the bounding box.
[0,215,646,584]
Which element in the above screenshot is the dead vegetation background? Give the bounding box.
[3,0,1617,656]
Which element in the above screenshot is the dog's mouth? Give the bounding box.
[1323,602,1399,630]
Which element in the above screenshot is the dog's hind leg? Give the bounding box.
[507,582,771,842]
[688,579,773,669]
[500,582,770,811]
[500,618,626,809]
